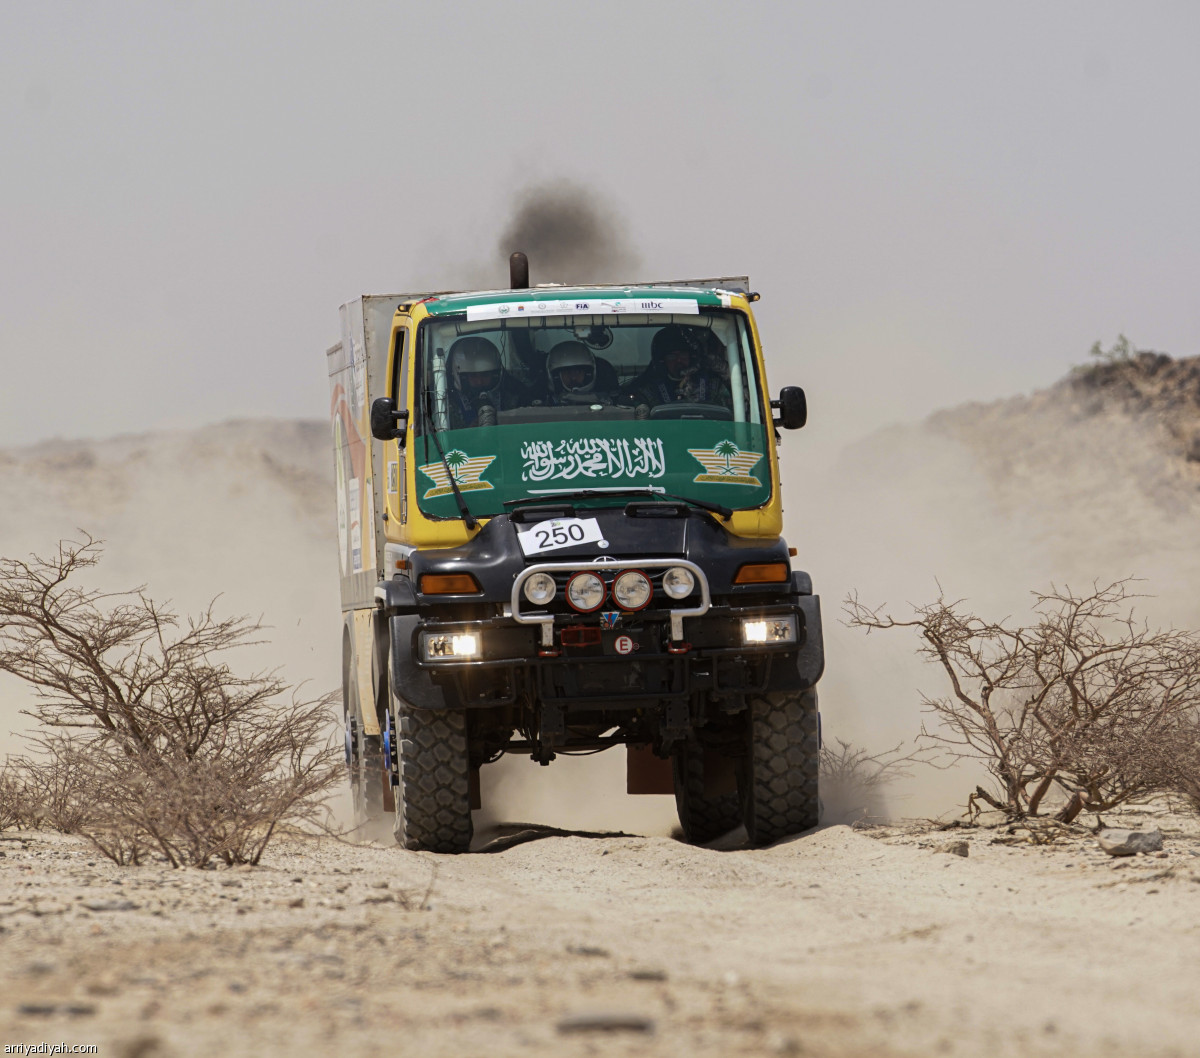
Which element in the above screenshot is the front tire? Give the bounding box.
[739,688,820,845]
[673,739,742,844]
[392,699,474,854]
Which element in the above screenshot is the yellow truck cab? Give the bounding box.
[327,257,822,852]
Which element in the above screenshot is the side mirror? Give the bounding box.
[772,386,807,430]
[370,397,408,442]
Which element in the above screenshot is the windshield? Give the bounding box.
[413,308,772,520]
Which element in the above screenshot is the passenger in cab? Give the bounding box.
[445,336,529,428]
[624,325,731,411]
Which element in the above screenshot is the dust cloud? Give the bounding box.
[477,752,678,839]
[787,364,1200,820]
[4,361,1195,833]
[0,421,341,762]
[496,180,642,286]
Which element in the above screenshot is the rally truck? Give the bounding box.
[327,255,823,853]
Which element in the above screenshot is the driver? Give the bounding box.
[624,325,730,410]
[445,336,527,428]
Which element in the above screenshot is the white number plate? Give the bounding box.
[516,517,605,556]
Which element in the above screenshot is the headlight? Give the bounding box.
[522,572,556,606]
[612,570,652,611]
[742,615,797,645]
[566,572,606,612]
[661,566,695,600]
[421,631,482,661]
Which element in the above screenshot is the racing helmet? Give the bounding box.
[546,341,596,394]
[447,336,502,393]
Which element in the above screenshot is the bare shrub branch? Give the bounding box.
[0,536,342,866]
[0,534,284,756]
[846,581,1200,819]
[1155,712,1200,816]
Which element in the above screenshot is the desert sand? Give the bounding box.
[2,387,1200,1056]
[0,805,1197,1058]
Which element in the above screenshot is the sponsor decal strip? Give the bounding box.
[466,298,699,321]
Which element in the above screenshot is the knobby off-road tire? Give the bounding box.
[673,740,742,845]
[393,702,474,854]
[740,688,820,846]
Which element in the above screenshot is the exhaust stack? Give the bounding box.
[509,252,529,290]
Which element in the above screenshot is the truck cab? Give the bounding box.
[327,268,822,852]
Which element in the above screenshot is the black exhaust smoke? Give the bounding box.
[499,181,640,286]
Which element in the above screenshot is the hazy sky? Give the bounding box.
[2,1,1197,451]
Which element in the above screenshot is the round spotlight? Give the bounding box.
[662,566,695,600]
[566,572,606,612]
[612,570,652,611]
[522,572,556,607]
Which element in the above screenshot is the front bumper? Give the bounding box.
[411,601,806,669]
[388,595,824,712]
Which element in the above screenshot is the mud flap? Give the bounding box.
[627,743,674,794]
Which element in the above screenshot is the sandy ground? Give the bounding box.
[2,414,1200,1057]
[0,803,1197,1058]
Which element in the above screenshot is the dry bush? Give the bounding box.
[846,581,1200,820]
[0,762,33,831]
[0,535,342,866]
[6,745,93,833]
[1158,713,1200,816]
[819,739,936,824]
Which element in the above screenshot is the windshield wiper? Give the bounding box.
[504,488,732,520]
[423,391,478,531]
